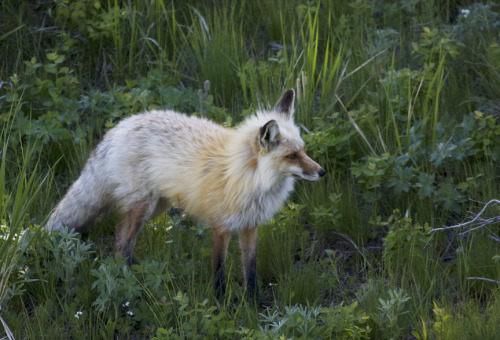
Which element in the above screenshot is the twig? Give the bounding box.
[331,231,371,269]
[466,277,500,285]
[335,94,377,156]
[459,217,500,236]
[343,47,389,80]
[0,306,15,340]
[488,235,500,243]
[428,199,500,234]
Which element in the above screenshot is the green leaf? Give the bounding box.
[387,166,414,195]
[54,55,66,64]
[46,52,59,61]
[416,172,435,198]
[430,142,457,167]
[457,182,469,192]
[44,63,57,74]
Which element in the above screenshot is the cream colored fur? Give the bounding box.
[46,92,324,235]
[45,89,325,297]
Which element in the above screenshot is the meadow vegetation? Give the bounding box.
[1,0,499,338]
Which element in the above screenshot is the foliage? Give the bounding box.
[259,302,371,339]
[1,0,499,338]
[377,210,431,272]
[153,292,256,340]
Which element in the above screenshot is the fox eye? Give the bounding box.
[287,153,298,160]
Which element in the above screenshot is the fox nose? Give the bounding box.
[318,168,326,177]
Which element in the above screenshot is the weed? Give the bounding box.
[1,0,499,338]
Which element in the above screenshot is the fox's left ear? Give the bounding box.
[259,120,280,151]
[274,89,295,119]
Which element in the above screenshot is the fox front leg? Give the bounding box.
[212,226,232,299]
[239,227,258,300]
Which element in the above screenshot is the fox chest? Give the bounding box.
[222,177,295,231]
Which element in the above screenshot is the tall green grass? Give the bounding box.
[0,99,51,339]
[0,0,499,338]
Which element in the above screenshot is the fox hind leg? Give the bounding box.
[115,201,152,265]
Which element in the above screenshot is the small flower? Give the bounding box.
[461,9,470,18]
[75,311,83,319]
[127,310,134,316]
[122,301,130,307]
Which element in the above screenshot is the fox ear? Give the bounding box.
[274,89,295,119]
[259,120,280,150]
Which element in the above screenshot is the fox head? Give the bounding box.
[257,89,326,182]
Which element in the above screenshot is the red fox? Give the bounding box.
[46,89,325,298]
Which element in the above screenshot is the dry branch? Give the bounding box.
[428,199,500,236]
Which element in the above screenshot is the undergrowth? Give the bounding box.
[1,0,499,339]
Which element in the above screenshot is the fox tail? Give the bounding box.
[45,164,111,233]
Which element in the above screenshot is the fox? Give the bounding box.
[45,89,325,298]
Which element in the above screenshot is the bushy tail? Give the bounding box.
[45,167,112,233]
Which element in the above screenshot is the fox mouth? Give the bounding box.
[292,173,321,182]
[292,168,326,182]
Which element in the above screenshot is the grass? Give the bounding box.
[1,0,499,338]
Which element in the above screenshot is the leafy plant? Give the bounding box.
[1,0,500,338]
[259,302,370,339]
[376,210,431,272]
[377,288,412,339]
[153,292,254,340]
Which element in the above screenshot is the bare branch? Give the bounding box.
[428,199,500,234]
[335,94,377,156]
[343,47,389,80]
[488,235,500,243]
[466,277,500,285]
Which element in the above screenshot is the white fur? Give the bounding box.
[46,103,323,234]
